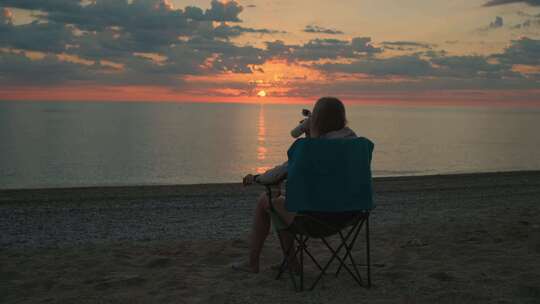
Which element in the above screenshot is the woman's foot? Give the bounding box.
[231,260,259,274]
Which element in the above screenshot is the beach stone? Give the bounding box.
[402,238,428,247]
[517,284,540,300]
[429,271,455,282]
[529,225,540,254]
[145,257,173,268]
[93,274,146,290]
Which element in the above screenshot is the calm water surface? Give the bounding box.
[1,101,540,189]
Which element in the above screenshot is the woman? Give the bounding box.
[233,97,358,273]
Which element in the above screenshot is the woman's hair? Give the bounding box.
[309,97,347,137]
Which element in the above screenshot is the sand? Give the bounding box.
[1,171,540,303]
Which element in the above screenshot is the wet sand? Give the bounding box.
[1,171,540,303]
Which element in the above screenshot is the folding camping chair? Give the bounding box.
[261,137,374,292]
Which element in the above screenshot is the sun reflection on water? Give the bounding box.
[256,105,271,174]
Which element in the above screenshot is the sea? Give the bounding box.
[1,101,540,189]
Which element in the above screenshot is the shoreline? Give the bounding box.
[2,169,539,201]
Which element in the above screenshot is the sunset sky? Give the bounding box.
[0,0,539,104]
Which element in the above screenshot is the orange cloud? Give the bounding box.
[185,59,325,99]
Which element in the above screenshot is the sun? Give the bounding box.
[257,90,267,97]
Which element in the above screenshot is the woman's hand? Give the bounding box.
[243,174,257,186]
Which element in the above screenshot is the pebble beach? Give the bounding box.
[1,171,540,303]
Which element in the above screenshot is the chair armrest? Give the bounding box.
[253,173,285,186]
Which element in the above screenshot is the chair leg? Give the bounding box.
[322,238,362,286]
[276,231,294,279]
[366,215,371,288]
[303,246,323,271]
[309,234,358,290]
[275,215,372,292]
[335,218,364,276]
[308,237,334,290]
[276,231,301,291]
[337,231,363,286]
[294,235,326,292]
[334,214,371,289]
[299,235,305,291]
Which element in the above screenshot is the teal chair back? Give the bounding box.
[285,137,375,213]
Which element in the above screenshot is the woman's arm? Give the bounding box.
[255,161,288,185]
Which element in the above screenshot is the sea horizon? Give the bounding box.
[3,98,540,108]
[2,100,540,190]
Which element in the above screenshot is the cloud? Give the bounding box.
[431,54,515,78]
[315,50,518,80]
[181,37,266,73]
[204,0,243,22]
[303,25,344,35]
[265,37,381,62]
[511,19,533,29]
[285,77,540,102]
[477,16,504,32]
[295,39,538,98]
[0,48,195,87]
[213,24,285,38]
[511,11,540,29]
[294,39,353,60]
[264,40,292,57]
[493,36,540,65]
[0,51,104,85]
[0,0,281,80]
[489,16,504,29]
[517,11,540,17]
[0,0,81,13]
[0,19,74,53]
[0,0,245,23]
[45,0,241,32]
[381,41,433,50]
[351,37,381,53]
[318,55,435,77]
[285,47,538,98]
[2,0,249,39]
[483,0,540,6]
[294,38,379,61]
[0,0,539,99]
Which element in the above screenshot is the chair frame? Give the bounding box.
[263,184,372,292]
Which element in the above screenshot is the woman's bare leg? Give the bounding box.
[242,193,298,273]
[272,197,300,271]
[247,192,272,273]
